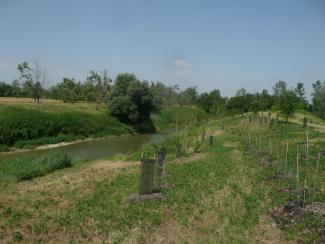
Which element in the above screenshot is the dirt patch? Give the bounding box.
[129,192,165,204]
[174,153,205,164]
[305,202,325,216]
[252,214,293,244]
[223,141,240,148]
[271,201,307,228]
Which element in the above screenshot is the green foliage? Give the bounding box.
[0,107,129,146]
[56,77,80,103]
[197,89,226,116]
[108,73,157,132]
[278,90,299,122]
[152,106,209,130]
[0,152,72,183]
[312,80,325,119]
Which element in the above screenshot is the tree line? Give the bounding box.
[0,62,324,128]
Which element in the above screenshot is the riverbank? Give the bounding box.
[0,115,324,242]
[0,134,131,156]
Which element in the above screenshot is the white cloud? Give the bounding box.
[172,58,191,79]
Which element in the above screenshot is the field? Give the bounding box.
[0,112,324,243]
[0,98,131,151]
[0,97,106,114]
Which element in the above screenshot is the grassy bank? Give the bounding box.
[0,106,130,150]
[0,113,323,242]
[0,152,71,184]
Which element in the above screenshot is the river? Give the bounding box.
[0,133,168,161]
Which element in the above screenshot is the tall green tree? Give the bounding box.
[108,74,157,132]
[294,82,307,109]
[57,78,79,103]
[279,90,299,122]
[17,61,47,103]
[312,80,325,119]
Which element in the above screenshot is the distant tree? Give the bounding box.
[273,80,287,97]
[258,89,273,111]
[57,78,79,103]
[108,73,157,132]
[197,89,225,116]
[84,70,112,103]
[312,80,325,119]
[235,88,247,97]
[178,86,198,105]
[294,82,307,109]
[0,82,12,97]
[249,100,261,114]
[279,90,299,122]
[17,61,47,103]
[150,82,179,109]
[11,79,21,97]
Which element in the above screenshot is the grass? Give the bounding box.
[0,106,130,149]
[0,97,106,114]
[0,152,72,184]
[0,113,323,242]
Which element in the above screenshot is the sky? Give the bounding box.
[0,0,325,98]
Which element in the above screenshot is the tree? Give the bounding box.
[84,70,112,103]
[17,61,47,103]
[0,82,12,97]
[150,82,179,109]
[57,78,79,103]
[197,89,225,116]
[258,89,273,111]
[108,73,157,132]
[235,88,247,97]
[273,80,287,97]
[249,100,261,114]
[178,86,198,105]
[279,90,299,122]
[294,82,307,109]
[312,80,325,119]
[11,79,21,97]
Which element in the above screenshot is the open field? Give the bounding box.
[0,114,324,243]
[0,97,107,114]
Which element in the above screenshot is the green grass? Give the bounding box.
[0,152,72,183]
[0,106,130,148]
[0,114,323,242]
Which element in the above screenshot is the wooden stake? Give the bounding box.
[285,142,288,173]
[259,135,262,152]
[296,146,299,190]
[313,153,321,191]
[306,127,309,158]
[303,178,307,208]
[248,132,251,149]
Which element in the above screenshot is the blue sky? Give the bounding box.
[0,0,324,97]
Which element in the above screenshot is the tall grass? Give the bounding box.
[0,107,130,147]
[0,152,72,183]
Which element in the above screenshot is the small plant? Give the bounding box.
[303,117,307,128]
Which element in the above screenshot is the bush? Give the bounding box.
[0,152,72,182]
[0,144,10,152]
[152,106,209,129]
[0,107,130,146]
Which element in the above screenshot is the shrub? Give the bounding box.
[0,152,72,182]
[0,107,130,146]
[0,144,10,152]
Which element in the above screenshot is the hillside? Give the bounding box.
[0,114,323,243]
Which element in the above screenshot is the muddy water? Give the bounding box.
[0,133,168,161]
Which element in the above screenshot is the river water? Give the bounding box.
[0,133,168,161]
